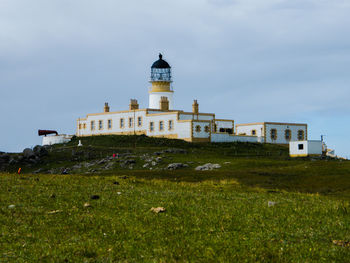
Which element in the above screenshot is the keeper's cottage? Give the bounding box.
[76,54,307,144]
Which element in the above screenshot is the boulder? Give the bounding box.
[33,145,48,157]
[195,163,221,171]
[23,148,35,159]
[167,163,189,170]
[0,154,10,163]
[164,148,187,154]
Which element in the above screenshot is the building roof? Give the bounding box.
[151,53,171,69]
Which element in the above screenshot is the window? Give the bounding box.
[99,120,103,130]
[108,119,112,129]
[78,124,82,129]
[129,117,133,128]
[150,122,154,132]
[138,117,142,127]
[120,118,124,128]
[297,130,305,141]
[159,121,164,131]
[195,125,201,132]
[83,123,86,129]
[205,126,210,133]
[251,130,256,136]
[285,129,291,141]
[90,121,95,131]
[270,129,277,140]
[168,120,173,130]
[214,124,217,132]
[298,144,304,150]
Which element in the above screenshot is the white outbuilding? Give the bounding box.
[289,140,323,157]
[42,134,73,146]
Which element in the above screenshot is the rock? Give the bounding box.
[268,201,277,207]
[224,162,231,164]
[117,192,121,195]
[167,163,189,170]
[47,210,62,214]
[8,158,18,165]
[124,159,136,165]
[34,168,44,174]
[0,154,10,163]
[90,195,100,200]
[150,207,166,213]
[50,194,56,198]
[72,164,82,170]
[104,162,114,170]
[8,205,15,209]
[98,159,106,165]
[23,148,35,159]
[143,163,149,168]
[33,145,48,157]
[155,157,163,163]
[195,163,221,171]
[164,148,187,154]
[151,161,157,166]
[84,202,92,208]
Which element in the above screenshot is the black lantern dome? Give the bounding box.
[150,53,172,82]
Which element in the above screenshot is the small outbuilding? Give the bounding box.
[289,140,323,157]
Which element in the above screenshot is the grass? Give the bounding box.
[1,135,350,261]
[1,173,350,262]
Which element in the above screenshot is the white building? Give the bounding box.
[236,122,308,145]
[76,54,308,144]
[289,140,322,157]
[42,134,73,146]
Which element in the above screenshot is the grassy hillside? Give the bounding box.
[1,135,350,262]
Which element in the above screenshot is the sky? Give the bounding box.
[0,0,349,158]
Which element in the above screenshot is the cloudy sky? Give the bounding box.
[1,0,349,157]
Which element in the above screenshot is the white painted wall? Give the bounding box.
[192,121,210,139]
[211,133,259,143]
[77,110,192,140]
[265,123,307,144]
[215,120,234,131]
[42,135,72,145]
[236,124,264,136]
[149,92,174,110]
[289,140,322,157]
[178,113,214,121]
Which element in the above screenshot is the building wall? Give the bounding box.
[178,113,214,121]
[215,120,234,131]
[192,121,211,140]
[236,124,264,136]
[265,123,307,144]
[42,135,72,146]
[77,109,193,140]
[289,140,322,157]
[211,133,259,143]
[149,92,174,110]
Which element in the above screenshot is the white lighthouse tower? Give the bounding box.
[149,54,174,110]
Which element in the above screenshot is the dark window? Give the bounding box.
[298,144,304,150]
[219,128,233,134]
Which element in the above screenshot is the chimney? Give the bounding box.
[159,96,169,111]
[104,102,110,113]
[192,99,199,114]
[129,99,139,110]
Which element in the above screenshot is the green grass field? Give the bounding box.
[1,135,350,262]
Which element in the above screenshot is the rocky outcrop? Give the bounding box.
[195,163,221,171]
[167,163,189,170]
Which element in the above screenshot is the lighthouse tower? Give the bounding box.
[149,54,174,110]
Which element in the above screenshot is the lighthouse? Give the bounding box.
[148,54,174,110]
